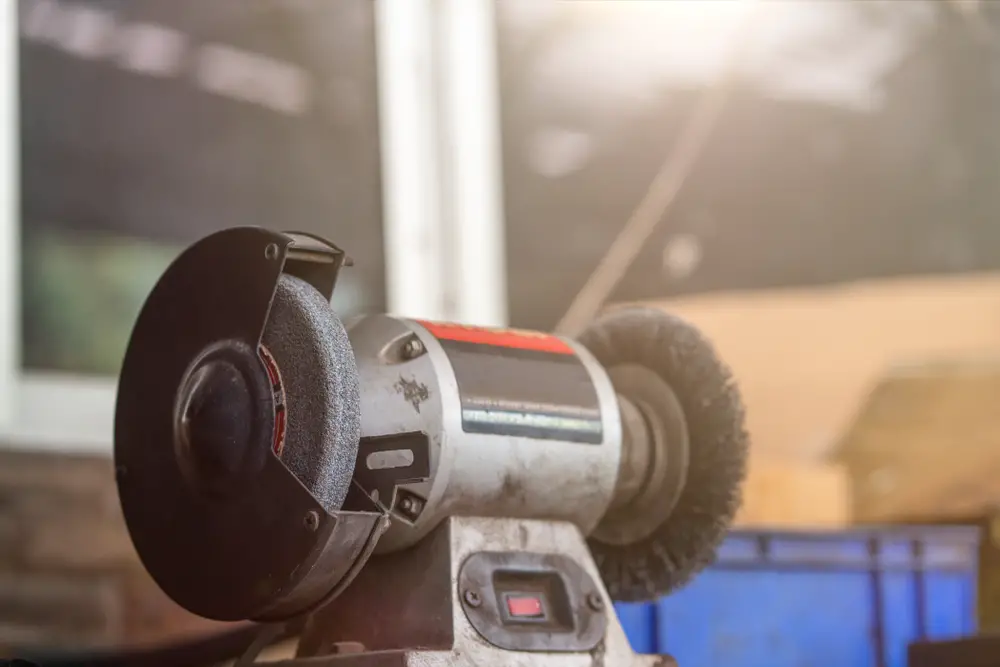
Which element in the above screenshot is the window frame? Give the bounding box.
[0,0,508,454]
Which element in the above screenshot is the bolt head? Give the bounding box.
[586,592,604,611]
[403,337,424,359]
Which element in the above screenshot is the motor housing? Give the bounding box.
[346,314,623,554]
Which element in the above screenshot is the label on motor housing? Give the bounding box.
[417,321,603,444]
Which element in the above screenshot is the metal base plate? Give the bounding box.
[256,517,676,667]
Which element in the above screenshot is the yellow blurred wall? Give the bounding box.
[646,271,1000,462]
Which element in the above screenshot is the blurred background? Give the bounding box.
[5,0,1000,665]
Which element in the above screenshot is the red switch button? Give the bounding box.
[505,594,544,619]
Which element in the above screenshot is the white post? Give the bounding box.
[374,0,449,321]
[438,0,509,328]
[0,1,19,427]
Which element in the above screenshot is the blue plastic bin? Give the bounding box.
[615,602,657,653]
[616,526,980,667]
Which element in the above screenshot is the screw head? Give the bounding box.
[586,592,604,611]
[304,510,320,531]
[399,497,414,512]
[463,589,482,608]
[402,337,424,359]
[264,243,280,260]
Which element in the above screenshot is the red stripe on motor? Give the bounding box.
[417,321,574,355]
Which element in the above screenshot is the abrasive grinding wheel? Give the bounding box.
[263,273,361,512]
[579,307,749,603]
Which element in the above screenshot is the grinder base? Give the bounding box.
[245,516,676,667]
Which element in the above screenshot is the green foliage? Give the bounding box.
[21,230,183,376]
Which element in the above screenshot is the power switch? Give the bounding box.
[504,593,545,620]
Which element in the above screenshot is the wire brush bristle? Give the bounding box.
[580,306,749,602]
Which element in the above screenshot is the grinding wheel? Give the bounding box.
[579,306,749,602]
[263,273,361,512]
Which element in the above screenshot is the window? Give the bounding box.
[20,0,386,380]
[4,0,507,451]
[496,0,1000,330]
[12,0,383,449]
[11,0,1000,450]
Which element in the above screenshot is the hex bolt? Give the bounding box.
[463,589,482,608]
[398,496,424,516]
[402,337,424,360]
[587,592,604,611]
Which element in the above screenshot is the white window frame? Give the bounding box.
[0,0,507,454]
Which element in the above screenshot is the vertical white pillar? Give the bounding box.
[0,1,20,427]
[375,0,449,321]
[376,0,508,326]
[438,0,509,327]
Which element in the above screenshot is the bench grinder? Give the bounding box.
[114,228,749,666]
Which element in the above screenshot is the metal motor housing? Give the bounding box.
[346,314,624,554]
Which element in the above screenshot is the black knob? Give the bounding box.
[176,358,254,490]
